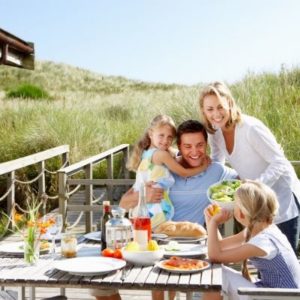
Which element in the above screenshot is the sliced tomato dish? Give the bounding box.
[162,256,208,270]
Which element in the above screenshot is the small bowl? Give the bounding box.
[207,179,241,210]
[121,248,164,266]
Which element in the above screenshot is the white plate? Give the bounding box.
[162,243,207,257]
[159,236,207,244]
[156,259,210,274]
[84,231,101,242]
[54,256,126,276]
[0,241,49,254]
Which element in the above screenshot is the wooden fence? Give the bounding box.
[58,144,133,233]
[0,145,69,233]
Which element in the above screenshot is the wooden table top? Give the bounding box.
[0,238,222,292]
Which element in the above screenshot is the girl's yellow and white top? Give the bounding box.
[133,148,175,228]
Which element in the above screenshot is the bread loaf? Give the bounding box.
[154,221,206,238]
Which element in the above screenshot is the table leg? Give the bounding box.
[60,287,66,296]
[29,287,35,300]
[17,287,25,300]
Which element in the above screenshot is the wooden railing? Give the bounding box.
[58,144,132,233]
[0,145,69,232]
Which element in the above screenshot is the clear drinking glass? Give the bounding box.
[47,214,63,257]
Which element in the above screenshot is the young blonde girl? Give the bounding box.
[203,180,300,300]
[127,114,209,228]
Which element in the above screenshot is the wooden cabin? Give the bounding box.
[0,28,34,70]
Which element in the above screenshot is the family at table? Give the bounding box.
[92,81,300,300]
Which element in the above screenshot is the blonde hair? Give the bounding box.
[199,81,242,134]
[127,115,176,171]
[235,180,279,280]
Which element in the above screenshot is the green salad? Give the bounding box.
[209,180,241,203]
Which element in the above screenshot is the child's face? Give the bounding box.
[149,124,174,151]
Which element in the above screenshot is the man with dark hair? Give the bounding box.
[120,119,236,225]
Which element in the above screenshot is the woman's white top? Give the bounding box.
[208,114,300,224]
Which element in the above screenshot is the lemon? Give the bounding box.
[147,240,159,251]
[125,241,140,251]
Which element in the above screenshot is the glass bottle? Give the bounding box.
[106,207,133,249]
[132,183,152,250]
[101,200,113,250]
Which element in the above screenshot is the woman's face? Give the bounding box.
[202,94,230,130]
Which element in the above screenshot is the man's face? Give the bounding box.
[178,132,207,168]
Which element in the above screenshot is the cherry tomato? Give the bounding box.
[113,248,123,259]
[101,248,115,257]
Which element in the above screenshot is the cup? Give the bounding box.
[61,233,77,258]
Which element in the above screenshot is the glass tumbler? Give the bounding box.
[61,233,77,258]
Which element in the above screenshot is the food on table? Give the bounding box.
[102,248,115,257]
[125,241,140,251]
[162,256,208,270]
[208,179,241,203]
[164,241,180,251]
[101,248,123,259]
[40,240,50,251]
[147,240,159,251]
[113,248,123,259]
[154,221,207,238]
[207,204,221,216]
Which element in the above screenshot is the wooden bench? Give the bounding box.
[238,287,300,299]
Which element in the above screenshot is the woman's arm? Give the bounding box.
[153,150,210,177]
[247,123,289,187]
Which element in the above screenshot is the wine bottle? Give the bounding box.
[101,201,113,250]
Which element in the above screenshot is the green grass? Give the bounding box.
[6,83,50,99]
[0,61,299,170]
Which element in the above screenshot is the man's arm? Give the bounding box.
[119,182,164,210]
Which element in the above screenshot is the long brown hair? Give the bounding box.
[199,81,242,134]
[235,180,278,281]
[126,115,176,171]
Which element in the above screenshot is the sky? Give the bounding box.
[1,0,300,85]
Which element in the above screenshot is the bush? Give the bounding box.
[6,83,50,99]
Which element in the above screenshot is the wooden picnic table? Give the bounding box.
[0,237,222,300]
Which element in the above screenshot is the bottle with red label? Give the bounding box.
[132,183,151,250]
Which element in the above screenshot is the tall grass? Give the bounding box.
[0,61,299,171]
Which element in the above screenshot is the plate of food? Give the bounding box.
[0,240,50,254]
[54,256,126,276]
[207,179,241,209]
[162,242,207,257]
[156,256,210,274]
[84,231,101,242]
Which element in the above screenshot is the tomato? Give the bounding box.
[101,248,115,257]
[113,248,123,259]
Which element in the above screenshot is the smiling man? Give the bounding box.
[120,120,237,225]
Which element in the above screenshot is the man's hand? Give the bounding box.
[145,181,163,203]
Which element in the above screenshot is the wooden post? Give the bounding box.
[106,155,113,202]
[7,171,15,229]
[38,160,45,198]
[58,170,68,232]
[85,163,93,233]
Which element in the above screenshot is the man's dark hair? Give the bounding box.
[176,120,208,146]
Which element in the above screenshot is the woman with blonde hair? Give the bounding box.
[203,180,300,300]
[199,81,300,253]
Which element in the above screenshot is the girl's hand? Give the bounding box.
[212,209,232,225]
[204,204,232,225]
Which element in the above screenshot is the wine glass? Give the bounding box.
[47,214,63,257]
